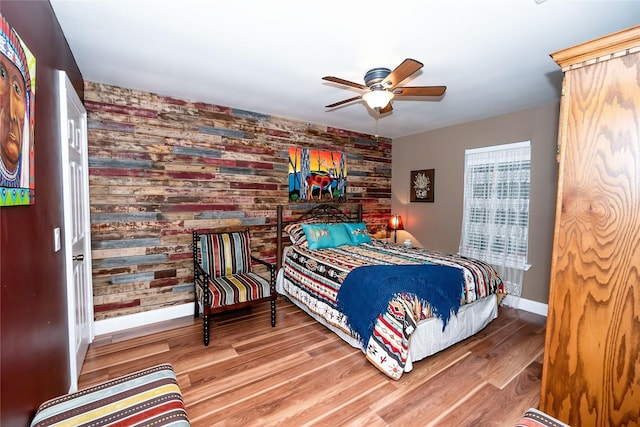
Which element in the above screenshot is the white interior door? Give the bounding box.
[58,70,94,392]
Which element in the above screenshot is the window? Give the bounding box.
[459,141,531,297]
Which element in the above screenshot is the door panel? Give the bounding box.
[59,71,93,392]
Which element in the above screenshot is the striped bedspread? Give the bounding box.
[282,240,503,379]
[30,364,189,426]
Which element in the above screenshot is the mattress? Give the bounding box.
[278,268,498,373]
[277,240,503,379]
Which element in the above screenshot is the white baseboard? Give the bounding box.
[94,303,196,336]
[93,296,546,336]
[502,295,548,317]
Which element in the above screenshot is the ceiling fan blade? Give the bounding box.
[393,86,447,97]
[381,58,423,89]
[322,76,367,90]
[325,95,362,108]
[378,103,393,114]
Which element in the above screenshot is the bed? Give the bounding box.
[275,204,504,380]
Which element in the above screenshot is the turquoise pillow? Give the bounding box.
[327,223,352,247]
[301,223,334,250]
[344,222,371,245]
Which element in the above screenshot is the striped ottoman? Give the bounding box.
[515,408,570,427]
[31,364,189,426]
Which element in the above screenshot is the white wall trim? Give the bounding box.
[94,303,195,336]
[502,295,548,317]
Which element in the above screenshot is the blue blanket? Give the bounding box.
[336,264,464,345]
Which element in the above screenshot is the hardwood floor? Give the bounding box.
[79,298,547,426]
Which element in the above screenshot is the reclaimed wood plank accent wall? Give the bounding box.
[84,82,392,321]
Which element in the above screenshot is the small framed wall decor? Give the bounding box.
[410,169,434,202]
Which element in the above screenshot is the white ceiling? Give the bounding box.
[49,0,640,139]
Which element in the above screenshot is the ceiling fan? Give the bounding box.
[322,58,446,114]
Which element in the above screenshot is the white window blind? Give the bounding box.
[459,141,531,297]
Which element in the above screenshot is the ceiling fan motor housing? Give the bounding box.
[364,67,391,88]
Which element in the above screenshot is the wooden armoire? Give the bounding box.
[540,26,640,426]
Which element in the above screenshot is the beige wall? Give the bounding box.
[392,103,560,304]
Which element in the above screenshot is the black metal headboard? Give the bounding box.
[276,203,363,269]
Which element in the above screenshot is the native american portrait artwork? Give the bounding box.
[0,13,36,206]
[288,147,347,202]
[410,169,434,202]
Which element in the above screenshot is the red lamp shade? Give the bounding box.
[387,215,404,231]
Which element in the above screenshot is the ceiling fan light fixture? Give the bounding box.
[324,59,444,113]
[362,89,394,110]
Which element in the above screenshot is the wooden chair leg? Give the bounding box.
[203,314,210,346]
[270,298,276,327]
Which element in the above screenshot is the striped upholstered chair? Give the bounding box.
[192,229,276,345]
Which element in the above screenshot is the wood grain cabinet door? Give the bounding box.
[540,26,640,427]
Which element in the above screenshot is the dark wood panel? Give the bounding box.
[0,2,84,425]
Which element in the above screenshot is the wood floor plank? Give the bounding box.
[80,341,170,374]
[378,354,488,425]
[485,361,543,424]
[78,299,547,426]
[434,361,543,426]
[429,381,501,426]
[223,355,383,426]
[187,371,295,424]
[302,380,397,426]
[483,323,545,389]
